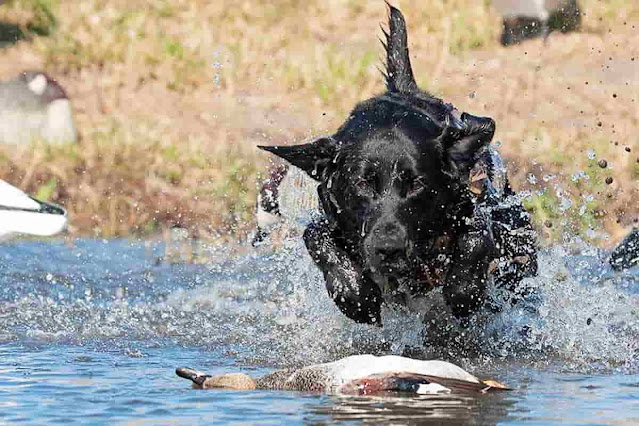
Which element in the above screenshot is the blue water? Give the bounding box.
[0,238,637,424]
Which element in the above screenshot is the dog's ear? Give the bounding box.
[381,4,418,94]
[258,137,338,181]
[443,113,495,177]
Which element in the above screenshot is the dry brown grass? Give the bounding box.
[0,0,636,244]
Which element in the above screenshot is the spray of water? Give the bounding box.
[0,166,636,373]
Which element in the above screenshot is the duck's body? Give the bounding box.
[492,0,567,20]
[0,180,67,239]
[253,162,318,247]
[177,355,508,395]
[492,0,581,46]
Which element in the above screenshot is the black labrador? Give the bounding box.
[258,6,538,325]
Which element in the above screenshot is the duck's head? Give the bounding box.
[176,367,256,390]
[18,71,69,103]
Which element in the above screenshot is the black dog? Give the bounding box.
[258,6,537,325]
[610,228,638,271]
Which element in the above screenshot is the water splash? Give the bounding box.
[1,167,637,372]
[0,236,636,373]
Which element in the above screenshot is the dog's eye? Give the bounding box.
[355,177,378,196]
[356,178,370,191]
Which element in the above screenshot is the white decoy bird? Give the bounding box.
[492,0,581,45]
[252,162,319,247]
[0,180,68,238]
[0,71,77,145]
[177,354,509,395]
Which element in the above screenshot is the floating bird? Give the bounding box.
[176,354,509,395]
[492,0,581,45]
[0,71,77,145]
[0,180,67,239]
[252,162,318,247]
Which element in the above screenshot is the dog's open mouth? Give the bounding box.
[372,254,411,276]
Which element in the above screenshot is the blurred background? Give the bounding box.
[0,0,636,246]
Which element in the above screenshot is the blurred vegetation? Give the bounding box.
[0,0,636,244]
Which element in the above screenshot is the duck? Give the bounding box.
[492,0,581,45]
[0,179,67,239]
[0,71,77,145]
[176,354,509,395]
[252,162,319,247]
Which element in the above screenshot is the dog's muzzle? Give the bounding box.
[365,222,410,275]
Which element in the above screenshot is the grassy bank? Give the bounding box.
[0,0,637,244]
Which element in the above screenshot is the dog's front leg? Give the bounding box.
[444,212,496,319]
[303,221,382,325]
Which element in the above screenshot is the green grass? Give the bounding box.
[35,177,57,201]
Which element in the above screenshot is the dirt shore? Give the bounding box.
[0,0,636,245]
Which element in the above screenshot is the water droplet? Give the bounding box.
[559,198,572,211]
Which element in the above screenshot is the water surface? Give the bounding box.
[0,238,637,424]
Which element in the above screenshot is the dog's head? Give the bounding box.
[259,6,495,278]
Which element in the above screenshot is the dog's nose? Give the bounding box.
[372,223,407,261]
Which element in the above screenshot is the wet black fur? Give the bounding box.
[259,6,537,325]
[609,228,638,271]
